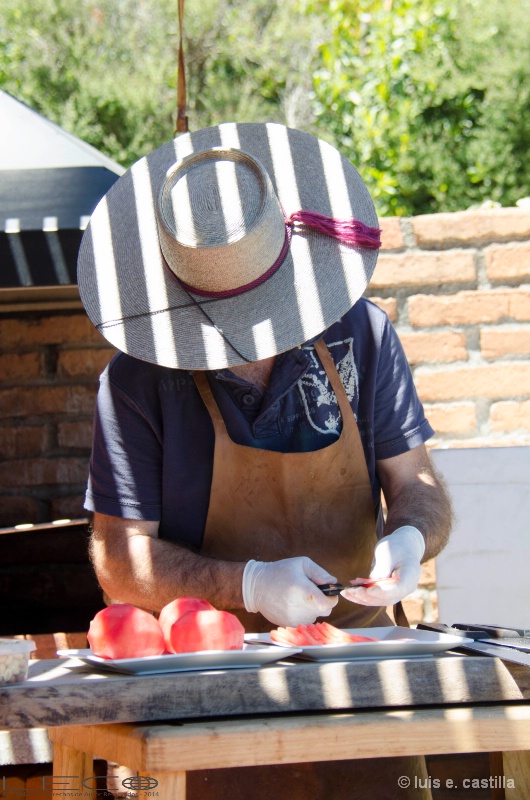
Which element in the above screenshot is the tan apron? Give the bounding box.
[196,338,391,631]
[187,339,430,800]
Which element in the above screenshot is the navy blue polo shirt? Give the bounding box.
[85,299,434,549]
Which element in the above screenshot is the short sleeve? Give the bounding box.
[84,360,163,520]
[373,314,434,460]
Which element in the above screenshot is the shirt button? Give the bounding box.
[242,393,255,407]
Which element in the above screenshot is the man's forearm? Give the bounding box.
[382,474,453,562]
[90,514,246,612]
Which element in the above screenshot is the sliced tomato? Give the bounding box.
[270,621,377,647]
[159,597,214,650]
[347,576,398,588]
[167,608,244,654]
[87,604,165,660]
[270,626,307,646]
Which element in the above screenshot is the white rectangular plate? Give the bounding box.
[58,643,301,675]
[245,627,472,662]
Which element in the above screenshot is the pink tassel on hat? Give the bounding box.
[287,210,381,250]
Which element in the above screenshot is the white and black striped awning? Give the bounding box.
[1,166,119,288]
[0,91,124,305]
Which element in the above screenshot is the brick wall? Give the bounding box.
[368,207,530,623]
[369,208,530,450]
[1,207,529,621]
[0,313,114,526]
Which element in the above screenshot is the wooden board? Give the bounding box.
[2,654,530,730]
[49,705,530,772]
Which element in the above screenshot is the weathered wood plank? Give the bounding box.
[49,706,530,772]
[52,743,94,799]
[504,750,530,799]
[145,771,186,799]
[0,727,52,765]
[1,654,529,730]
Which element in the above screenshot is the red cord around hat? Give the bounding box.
[176,211,381,299]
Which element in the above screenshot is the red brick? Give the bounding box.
[0,457,89,488]
[399,331,467,365]
[419,559,436,586]
[510,292,530,320]
[0,314,104,349]
[366,296,398,322]
[415,363,530,402]
[0,352,44,382]
[57,348,115,378]
[401,592,425,626]
[485,241,530,282]
[0,386,97,419]
[424,402,477,433]
[369,250,476,290]
[49,495,88,521]
[0,496,40,528]
[490,400,530,431]
[408,289,530,327]
[480,326,530,359]
[57,420,94,449]
[380,217,405,250]
[0,426,48,459]
[413,208,530,248]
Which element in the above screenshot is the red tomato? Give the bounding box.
[159,597,215,651]
[167,608,245,654]
[270,621,377,647]
[87,604,165,659]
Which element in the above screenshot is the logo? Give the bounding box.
[122,775,159,791]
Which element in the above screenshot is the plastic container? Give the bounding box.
[0,638,36,685]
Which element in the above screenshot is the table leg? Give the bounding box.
[142,770,186,799]
[52,743,95,799]
[489,753,505,800]
[503,751,530,799]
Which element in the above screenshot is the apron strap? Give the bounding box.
[315,339,411,630]
[393,601,410,628]
[193,372,227,436]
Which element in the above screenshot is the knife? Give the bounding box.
[453,640,530,667]
[451,623,530,653]
[318,579,395,596]
[418,623,530,667]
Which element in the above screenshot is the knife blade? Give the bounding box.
[416,623,490,640]
[451,623,530,652]
[452,622,530,639]
[418,623,530,665]
[454,639,530,667]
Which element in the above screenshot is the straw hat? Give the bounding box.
[78,122,380,370]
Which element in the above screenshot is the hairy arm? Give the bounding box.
[89,512,246,612]
[376,444,453,561]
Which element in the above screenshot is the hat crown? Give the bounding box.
[157,148,286,293]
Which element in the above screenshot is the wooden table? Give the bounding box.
[1,652,530,799]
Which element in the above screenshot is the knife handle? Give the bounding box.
[417,623,489,640]
[318,583,344,596]
[452,623,528,639]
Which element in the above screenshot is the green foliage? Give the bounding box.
[1,0,529,213]
[0,0,177,164]
[306,0,530,215]
[0,0,323,167]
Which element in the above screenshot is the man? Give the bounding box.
[79,122,452,798]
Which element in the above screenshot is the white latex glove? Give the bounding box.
[242,557,339,627]
[341,526,425,607]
